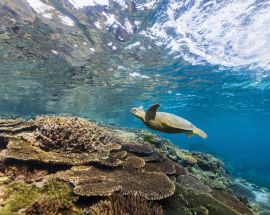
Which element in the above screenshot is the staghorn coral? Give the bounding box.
[25,198,61,215]
[0,162,48,183]
[54,166,175,200]
[91,192,163,215]
[90,200,113,215]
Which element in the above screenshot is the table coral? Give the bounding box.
[54,166,175,200]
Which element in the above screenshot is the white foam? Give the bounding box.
[103,13,123,28]
[125,42,141,50]
[129,72,149,79]
[137,0,158,10]
[68,0,109,9]
[147,0,270,71]
[254,190,270,204]
[26,0,54,14]
[51,50,58,55]
[59,15,74,26]
[124,19,133,34]
[94,21,101,29]
[43,13,53,19]
[113,0,127,9]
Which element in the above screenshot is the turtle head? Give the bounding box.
[130,106,145,120]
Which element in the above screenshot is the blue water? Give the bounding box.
[1,61,270,189]
[0,0,270,190]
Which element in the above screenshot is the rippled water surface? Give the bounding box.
[1,0,270,189]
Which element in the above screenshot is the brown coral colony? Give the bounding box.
[0,116,176,201]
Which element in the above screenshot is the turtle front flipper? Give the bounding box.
[145,104,160,121]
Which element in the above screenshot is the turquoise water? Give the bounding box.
[1,61,270,189]
[0,0,270,190]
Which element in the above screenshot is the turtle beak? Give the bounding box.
[130,108,136,115]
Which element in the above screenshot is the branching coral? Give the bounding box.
[91,192,163,215]
[35,116,122,153]
[0,162,47,183]
[25,198,61,215]
[55,166,175,200]
[177,150,197,165]
[0,180,76,215]
[1,116,123,166]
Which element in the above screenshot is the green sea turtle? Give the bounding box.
[131,104,207,139]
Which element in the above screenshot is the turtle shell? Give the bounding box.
[155,112,195,131]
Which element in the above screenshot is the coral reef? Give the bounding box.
[35,116,122,153]
[124,143,154,155]
[90,192,163,215]
[0,116,262,214]
[0,162,47,183]
[211,189,255,215]
[0,180,76,215]
[4,137,106,165]
[25,198,61,215]
[1,116,126,166]
[54,165,175,200]
[177,175,211,194]
[124,156,146,169]
[163,183,241,215]
[144,158,187,176]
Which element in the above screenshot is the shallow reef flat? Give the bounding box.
[0,116,268,214]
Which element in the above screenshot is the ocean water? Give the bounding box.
[1,0,270,190]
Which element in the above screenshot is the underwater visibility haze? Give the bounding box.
[0,0,270,204]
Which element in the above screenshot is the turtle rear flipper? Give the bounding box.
[192,128,207,139]
[185,131,193,137]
